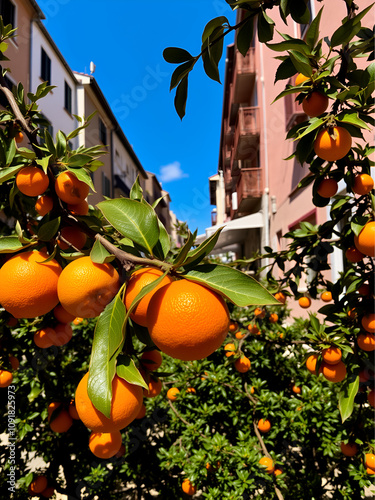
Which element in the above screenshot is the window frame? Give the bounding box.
[0,0,16,30]
[99,117,106,145]
[64,80,72,114]
[40,47,51,85]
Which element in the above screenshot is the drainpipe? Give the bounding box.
[259,43,270,268]
[29,20,34,94]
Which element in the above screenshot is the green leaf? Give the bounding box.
[37,217,61,241]
[305,7,323,50]
[237,15,254,57]
[296,117,326,140]
[6,137,15,166]
[289,0,310,24]
[116,355,148,390]
[174,75,188,120]
[44,129,56,156]
[331,17,362,48]
[97,198,160,255]
[266,39,310,55]
[182,227,224,270]
[66,166,96,192]
[153,219,171,260]
[351,215,369,236]
[182,264,280,306]
[257,10,275,44]
[17,147,36,160]
[0,235,26,253]
[172,231,196,268]
[163,47,194,64]
[0,165,24,184]
[170,59,195,91]
[56,130,67,158]
[202,16,228,44]
[288,50,312,76]
[130,176,143,201]
[35,155,52,174]
[338,373,359,423]
[336,111,371,130]
[88,292,127,418]
[67,153,92,167]
[90,238,115,264]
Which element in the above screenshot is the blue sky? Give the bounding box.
[39,0,236,235]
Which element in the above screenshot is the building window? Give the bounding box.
[102,172,111,197]
[0,0,15,27]
[41,48,51,84]
[64,81,72,114]
[99,118,106,145]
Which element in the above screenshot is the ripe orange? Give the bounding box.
[55,171,90,204]
[358,283,371,296]
[0,250,62,318]
[321,291,332,302]
[258,418,271,433]
[54,304,76,323]
[68,400,80,420]
[57,226,87,251]
[269,313,278,323]
[16,166,49,197]
[353,173,374,196]
[124,267,173,327]
[367,389,375,408]
[135,403,146,419]
[9,355,19,370]
[14,131,24,143]
[89,430,122,459]
[322,346,342,365]
[73,317,83,325]
[34,328,55,348]
[292,385,301,394]
[141,350,163,371]
[259,456,275,473]
[274,468,283,477]
[182,478,196,496]
[147,279,230,361]
[75,372,143,432]
[298,297,311,309]
[234,355,251,373]
[254,307,266,318]
[302,91,329,117]
[35,195,53,216]
[57,256,120,318]
[228,321,238,332]
[295,73,310,85]
[166,387,180,401]
[366,467,375,475]
[29,476,48,494]
[317,178,338,198]
[365,453,375,470]
[143,377,162,398]
[345,246,364,263]
[354,221,375,257]
[224,343,236,357]
[357,333,375,352]
[314,126,352,162]
[186,387,196,394]
[48,402,73,433]
[306,354,320,375]
[361,313,375,333]
[34,324,72,348]
[67,199,89,215]
[0,370,13,387]
[274,292,286,304]
[247,323,260,335]
[235,331,245,339]
[321,360,347,383]
[340,442,358,457]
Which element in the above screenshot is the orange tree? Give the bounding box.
[0,1,374,498]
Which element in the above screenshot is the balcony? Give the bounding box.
[284,75,307,130]
[231,106,260,174]
[236,168,263,214]
[232,48,256,104]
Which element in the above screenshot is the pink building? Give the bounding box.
[206,1,374,317]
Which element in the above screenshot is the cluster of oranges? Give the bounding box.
[28,474,54,498]
[306,347,347,383]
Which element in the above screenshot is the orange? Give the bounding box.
[73,317,83,325]
[181,478,196,496]
[166,387,180,401]
[34,328,55,348]
[186,387,196,394]
[258,418,271,433]
[317,178,338,198]
[35,195,53,216]
[292,385,301,394]
[248,323,260,335]
[269,313,278,323]
[306,354,320,375]
[55,171,90,204]
[143,377,162,398]
[57,256,120,318]
[274,468,283,477]
[41,487,55,498]
[254,307,266,318]
[124,267,173,327]
[322,346,342,365]
[48,402,73,433]
[75,372,143,432]
[361,313,375,333]
[274,292,286,304]
[141,350,163,371]
[9,355,19,370]
[89,430,122,459]
[147,279,230,361]
[34,324,73,348]
[348,308,357,319]
[314,126,352,162]
[234,355,251,373]
[295,73,310,85]
[321,360,347,383]
[353,173,374,196]
[0,250,62,318]
[54,304,76,323]
[368,390,375,407]
[358,283,371,296]
[345,246,364,263]
[0,370,13,387]
[354,222,375,257]
[224,343,236,357]
[340,442,358,457]
[357,333,375,352]
[235,331,245,339]
[302,91,329,117]
[249,386,255,394]
[259,456,275,473]
[16,166,49,197]
[321,291,332,302]
[228,321,238,332]
[6,316,18,327]
[29,476,48,494]
[365,453,375,470]
[68,400,80,420]
[14,131,24,144]
[298,297,311,309]
[67,199,89,215]
[366,467,375,475]
[57,226,87,251]
[135,403,146,419]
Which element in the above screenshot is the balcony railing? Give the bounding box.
[231,106,260,173]
[236,167,263,214]
[232,48,256,104]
